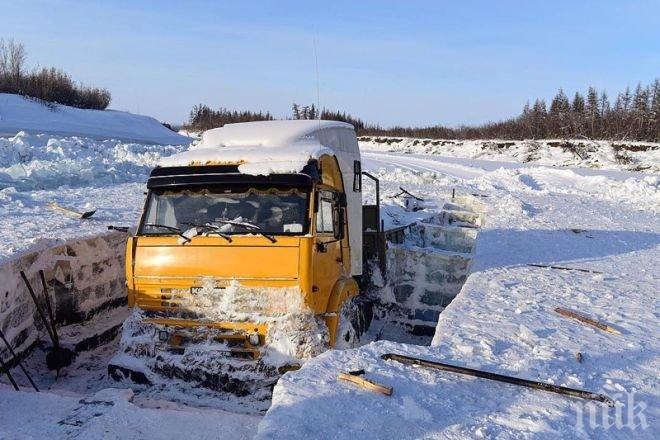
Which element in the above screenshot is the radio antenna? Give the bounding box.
[313,35,321,123]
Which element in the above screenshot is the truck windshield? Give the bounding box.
[140,187,309,235]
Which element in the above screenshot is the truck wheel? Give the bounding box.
[335,296,371,349]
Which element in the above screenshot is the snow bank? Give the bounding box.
[0,93,191,145]
[0,231,127,362]
[0,130,188,261]
[360,136,660,173]
[0,131,187,191]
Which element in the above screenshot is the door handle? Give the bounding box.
[316,241,327,253]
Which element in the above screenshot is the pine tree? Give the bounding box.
[649,79,660,141]
[292,103,301,120]
[586,87,600,138]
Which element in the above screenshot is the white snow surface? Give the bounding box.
[360,136,660,173]
[0,131,188,262]
[0,93,191,145]
[0,386,259,439]
[160,141,331,176]
[1,130,658,438]
[201,120,353,148]
[258,151,659,438]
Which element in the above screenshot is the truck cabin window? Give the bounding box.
[140,188,309,235]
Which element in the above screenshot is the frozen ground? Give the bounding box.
[0,132,658,438]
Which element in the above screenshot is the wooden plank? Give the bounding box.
[339,372,393,396]
[554,307,621,335]
[47,202,96,219]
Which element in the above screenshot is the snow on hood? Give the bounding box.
[159,140,332,176]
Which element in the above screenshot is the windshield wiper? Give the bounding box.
[181,222,233,242]
[143,223,191,243]
[215,220,277,243]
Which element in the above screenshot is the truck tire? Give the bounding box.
[335,296,372,349]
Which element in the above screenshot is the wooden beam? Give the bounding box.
[555,307,621,335]
[339,371,393,396]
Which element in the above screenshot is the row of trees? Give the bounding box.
[292,103,367,131]
[187,103,273,131]
[187,81,660,142]
[361,80,660,142]
[0,39,111,110]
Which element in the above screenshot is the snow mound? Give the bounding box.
[0,93,191,145]
[360,137,660,173]
[0,131,187,191]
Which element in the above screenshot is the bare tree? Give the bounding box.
[0,38,26,79]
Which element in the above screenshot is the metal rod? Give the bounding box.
[0,351,20,391]
[527,264,603,274]
[381,353,614,406]
[38,270,59,346]
[0,329,39,392]
[19,271,57,346]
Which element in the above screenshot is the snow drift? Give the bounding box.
[0,93,191,145]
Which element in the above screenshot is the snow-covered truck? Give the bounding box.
[109,120,374,396]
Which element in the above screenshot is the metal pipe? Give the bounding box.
[39,270,59,346]
[0,352,19,391]
[20,271,57,346]
[382,353,614,406]
[0,329,39,391]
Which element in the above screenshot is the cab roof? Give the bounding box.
[159,120,358,176]
[201,120,354,148]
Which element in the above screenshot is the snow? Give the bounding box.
[160,141,331,176]
[1,126,658,438]
[0,93,191,145]
[0,131,187,192]
[201,120,353,148]
[257,149,659,438]
[360,136,660,174]
[0,386,259,439]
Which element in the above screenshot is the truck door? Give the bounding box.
[313,190,344,311]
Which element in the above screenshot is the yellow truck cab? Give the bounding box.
[112,121,367,391]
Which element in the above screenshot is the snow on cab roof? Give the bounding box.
[159,120,355,175]
[201,120,354,148]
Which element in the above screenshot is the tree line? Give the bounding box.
[186,103,274,131]
[0,38,111,110]
[192,80,660,142]
[363,81,660,142]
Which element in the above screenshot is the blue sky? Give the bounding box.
[3,0,659,126]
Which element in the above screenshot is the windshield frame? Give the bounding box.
[137,184,312,238]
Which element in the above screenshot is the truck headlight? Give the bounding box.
[248,333,260,346]
[158,330,169,342]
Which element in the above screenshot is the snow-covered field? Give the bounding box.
[0,129,658,438]
[360,136,660,173]
[0,93,190,145]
